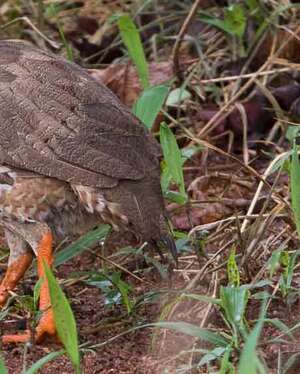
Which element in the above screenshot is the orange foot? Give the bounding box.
[2,231,57,344]
[3,309,56,344]
[0,253,33,306]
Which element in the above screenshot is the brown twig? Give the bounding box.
[0,17,60,49]
[172,0,203,82]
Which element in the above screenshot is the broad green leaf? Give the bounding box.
[0,355,7,374]
[25,350,65,374]
[163,190,187,204]
[160,159,172,192]
[290,143,300,239]
[149,321,229,347]
[198,346,228,367]
[43,261,80,373]
[227,247,240,286]
[270,151,291,174]
[110,272,133,314]
[133,85,169,129]
[224,4,246,38]
[278,250,299,297]
[220,286,249,334]
[266,248,283,277]
[280,250,290,269]
[286,126,300,143]
[161,145,200,203]
[181,146,203,162]
[246,0,264,23]
[166,88,191,107]
[160,122,187,200]
[85,271,133,313]
[54,225,110,267]
[284,250,300,289]
[117,15,149,89]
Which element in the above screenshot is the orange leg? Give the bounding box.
[0,253,33,306]
[3,231,57,344]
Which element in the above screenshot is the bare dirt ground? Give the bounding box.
[1,250,160,373]
[1,154,300,373]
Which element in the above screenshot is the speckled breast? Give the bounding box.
[0,166,103,242]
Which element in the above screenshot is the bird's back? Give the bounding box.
[0,40,161,188]
[0,40,173,251]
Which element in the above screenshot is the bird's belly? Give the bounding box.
[0,168,100,242]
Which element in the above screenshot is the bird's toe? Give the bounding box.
[35,309,57,343]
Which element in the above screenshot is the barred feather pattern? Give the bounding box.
[0,166,128,242]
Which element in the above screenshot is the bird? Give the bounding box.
[0,40,176,344]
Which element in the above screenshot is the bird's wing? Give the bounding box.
[0,41,161,188]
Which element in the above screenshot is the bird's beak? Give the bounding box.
[160,235,178,266]
[149,235,178,266]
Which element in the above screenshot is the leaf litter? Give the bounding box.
[0,1,300,373]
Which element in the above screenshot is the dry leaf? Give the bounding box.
[89,61,173,107]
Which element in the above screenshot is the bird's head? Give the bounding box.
[103,179,177,265]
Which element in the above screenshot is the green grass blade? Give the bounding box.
[43,261,80,373]
[291,142,300,239]
[282,352,300,374]
[25,350,65,374]
[149,321,229,347]
[33,278,42,310]
[58,23,73,61]
[118,15,149,89]
[54,225,110,267]
[238,299,268,374]
[182,293,221,305]
[263,318,294,340]
[199,4,246,38]
[160,122,186,199]
[46,4,73,61]
[133,85,169,129]
[219,347,234,374]
[0,355,7,374]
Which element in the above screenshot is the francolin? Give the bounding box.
[0,40,175,343]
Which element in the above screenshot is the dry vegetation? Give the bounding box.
[0,0,300,373]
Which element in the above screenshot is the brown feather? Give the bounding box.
[0,40,176,261]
